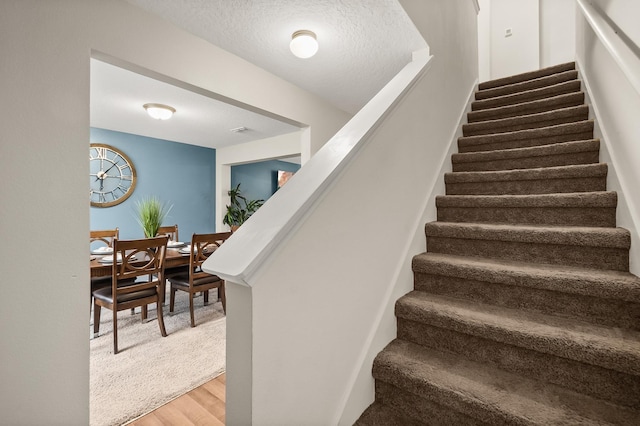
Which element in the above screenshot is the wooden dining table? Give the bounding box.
[90,246,191,277]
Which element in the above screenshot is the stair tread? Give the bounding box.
[463,105,588,133]
[436,191,616,208]
[425,221,629,248]
[375,339,638,425]
[475,70,579,101]
[468,92,585,123]
[412,252,640,303]
[459,120,594,147]
[479,62,575,90]
[472,80,581,111]
[445,162,607,183]
[396,292,640,376]
[453,139,599,163]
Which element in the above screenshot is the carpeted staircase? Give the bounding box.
[356,62,640,425]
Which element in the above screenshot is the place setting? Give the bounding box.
[167,240,186,249]
[91,246,113,255]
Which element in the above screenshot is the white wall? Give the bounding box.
[203,0,478,424]
[540,0,576,67]
[478,0,492,81]
[490,0,540,78]
[592,0,640,46]
[575,0,640,274]
[0,1,350,424]
[479,0,577,80]
[0,2,90,423]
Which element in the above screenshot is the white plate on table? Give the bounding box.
[98,254,137,264]
[91,246,113,255]
[179,246,217,255]
[167,241,185,248]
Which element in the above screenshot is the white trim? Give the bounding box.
[203,50,433,286]
[576,0,640,96]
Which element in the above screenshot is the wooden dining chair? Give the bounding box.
[157,224,179,242]
[92,235,169,354]
[168,232,232,327]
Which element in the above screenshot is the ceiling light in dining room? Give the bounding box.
[290,30,318,59]
[143,103,176,120]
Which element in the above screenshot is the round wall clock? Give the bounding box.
[89,143,137,207]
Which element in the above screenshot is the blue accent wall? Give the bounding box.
[90,128,216,241]
[231,160,300,203]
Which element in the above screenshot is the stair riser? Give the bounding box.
[459,130,594,153]
[426,236,628,270]
[475,71,578,101]
[397,319,640,410]
[452,150,599,172]
[414,273,640,330]
[468,93,585,123]
[463,113,589,137]
[372,361,522,425]
[472,81,581,111]
[375,381,487,426]
[445,176,607,196]
[436,206,616,227]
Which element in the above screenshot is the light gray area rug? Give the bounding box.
[90,291,226,426]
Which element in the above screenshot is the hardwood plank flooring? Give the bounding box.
[127,374,225,426]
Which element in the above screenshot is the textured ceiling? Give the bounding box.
[124,0,427,114]
[92,1,426,151]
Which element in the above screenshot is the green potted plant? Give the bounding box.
[135,196,173,238]
[223,183,264,232]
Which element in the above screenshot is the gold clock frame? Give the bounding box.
[90,143,137,208]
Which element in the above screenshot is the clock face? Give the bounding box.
[89,143,137,207]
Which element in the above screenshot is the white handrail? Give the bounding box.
[203,49,432,286]
[576,0,640,95]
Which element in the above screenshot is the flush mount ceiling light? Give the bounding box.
[143,103,176,120]
[290,30,318,59]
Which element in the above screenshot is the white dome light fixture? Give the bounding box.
[290,30,318,59]
[143,103,176,120]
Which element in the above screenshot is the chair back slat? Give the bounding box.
[157,224,179,242]
[90,228,119,247]
[188,232,232,285]
[111,236,168,299]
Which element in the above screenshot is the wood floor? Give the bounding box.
[127,373,225,426]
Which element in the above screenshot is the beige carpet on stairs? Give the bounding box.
[90,289,226,426]
[355,62,640,425]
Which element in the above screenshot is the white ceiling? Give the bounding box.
[90,59,301,149]
[91,0,426,150]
